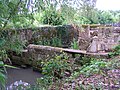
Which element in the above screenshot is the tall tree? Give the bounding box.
[79,0,98,24]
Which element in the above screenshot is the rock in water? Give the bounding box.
[7,80,30,90]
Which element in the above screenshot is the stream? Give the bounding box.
[6,67,43,87]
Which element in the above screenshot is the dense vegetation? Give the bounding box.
[0,0,120,89]
[0,0,120,29]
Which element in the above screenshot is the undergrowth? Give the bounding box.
[108,44,120,58]
[10,54,120,90]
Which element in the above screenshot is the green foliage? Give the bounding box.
[0,31,26,88]
[66,57,120,90]
[12,15,34,28]
[98,11,115,24]
[1,0,120,89]
[61,5,76,24]
[0,50,7,61]
[0,50,8,88]
[80,60,107,76]
[107,57,120,70]
[37,53,70,88]
[0,0,34,29]
[33,13,42,26]
[71,38,79,49]
[0,33,25,54]
[0,0,20,28]
[36,37,62,47]
[0,31,26,89]
[75,16,91,24]
[51,37,62,47]
[0,61,6,89]
[0,39,7,88]
[1,0,120,28]
[108,44,120,57]
[41,9,65,25]
[7,37,26,53]
[70,57,97,78]
[42,53,69,76]
[75,56,95,66]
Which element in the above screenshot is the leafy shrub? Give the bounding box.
[70,57,98,78]
[37,53,71,88]
[0,31,26,88]
[41,9,65,25]
[108,44,120,57]
[73,16,91,24]
[12,16,33,28]
[0,50,17,89]
[80,60,107,76]
[42,53,70,77]
[107,58,120,69]
[0,61,6,89]
[0,50,7,61]
[71,38,79,49]
[75,56,95,66]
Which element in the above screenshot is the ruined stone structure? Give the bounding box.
[7,24,120,53]
[8,24,120,71]
[9,44,108,71]
[78,25,120,53]
[8,25,79,48]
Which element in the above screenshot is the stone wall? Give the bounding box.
[9,44,109,71]
[8,25,79,48]
[7,24,120,52]
[8,25,120,68]
[27,44,65,71]
[78,25,91,50]
[83,25,120,53]
[9,44,71,71]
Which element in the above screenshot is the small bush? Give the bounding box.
[75,56,95,66]
[71,38,79,50]
[37,53,71,88]
[108,45,120,57]
[41,9,65,25]
[42,53,69,77]
[80,60,107,76]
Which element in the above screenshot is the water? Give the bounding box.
[6,67,43,86]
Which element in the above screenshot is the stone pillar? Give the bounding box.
[111,24,114,34]
[87,25,90,38]
[87,36,98,53]
[98,25,103,38]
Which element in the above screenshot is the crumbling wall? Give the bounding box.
[8,25,79,48]
[9,44,65,71]
[26,44,67,71]
[78,25,91,50]
[86,26,120,53]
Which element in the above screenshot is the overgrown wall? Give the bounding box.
[7,25,79,48]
